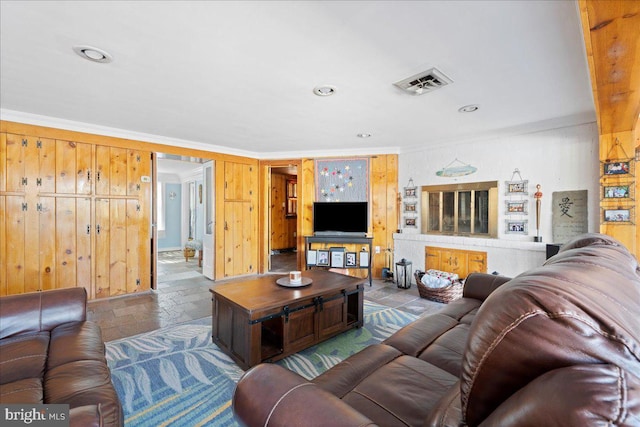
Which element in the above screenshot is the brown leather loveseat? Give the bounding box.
[234,233,640,426]
[0,287,123,427]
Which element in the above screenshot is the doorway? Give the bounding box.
[152,153,214,289]
[269,165,298,273]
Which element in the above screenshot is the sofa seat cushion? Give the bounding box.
[48,322,106,369]
[0,331,49,384]
[45,360,122,426]
[0,378,43,403]
[340,355,458,427]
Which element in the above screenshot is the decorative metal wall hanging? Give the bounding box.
[436,158,477,177]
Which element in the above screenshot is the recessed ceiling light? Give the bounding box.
[313,85,337,96]
[458,104,479,113]
[73,45,113,63]
[356,133,371,138]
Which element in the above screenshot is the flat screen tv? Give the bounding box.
[313,202,368,236]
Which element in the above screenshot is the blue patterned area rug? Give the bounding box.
[105,301,418,426]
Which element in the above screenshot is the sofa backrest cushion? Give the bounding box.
[0,288,87,339]
[460,233,640,426]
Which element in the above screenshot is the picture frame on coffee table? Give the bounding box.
[317,250,330,266]
[345,252,357,267]
[307,249,317,266]
[331,250,345,268]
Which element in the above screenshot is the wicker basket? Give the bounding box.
[414,271,463,303]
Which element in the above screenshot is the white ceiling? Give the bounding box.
[0,1,595,159]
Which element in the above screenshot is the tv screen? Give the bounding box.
[313,202,368,235]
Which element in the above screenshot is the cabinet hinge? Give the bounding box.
[136,155,141,162]
[22,138,27,147]
[36,203,43,212]
[36,140,42,149]
[136,204,141,212]
[96,171,101,182]
[96,225,101,235]
[136,184,141,191]
[136,279,141,286]
[21,177,27,186]
[86,225,91,235]
[22,203,28,211]
[87,170,91,181]
[36,178,42,186]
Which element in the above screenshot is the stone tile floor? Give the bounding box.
[88,251,443,341]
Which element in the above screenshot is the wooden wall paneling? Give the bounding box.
[1,133,6,192]
[126,199,141,294]
[95,198,110,298]
[55,140,77,194]
[136,161,151,292]
[110,198,127,296]
[300,159,315,243]
[38,197,56,291]
[224,201,241,277]
[56,140,93,195]
[214,162,225,279]
[37,138,56,193]
[109,147,128,196]
[95,146,111,195]
[243,201,255,275]
[77,198,92,298]
[127,149,148,196]
[0,196,5,295]
[5,133,26,192]
[55,197,77,289]
[271,173,287,250]
[5,196,26,295]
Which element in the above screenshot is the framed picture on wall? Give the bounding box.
[603,185,630,199]
[505,220,528,234]
[604,209,631,223]
[330,250,345,268]
[505,200,528,214]
[505,180,528,195]
[603,161,630,176]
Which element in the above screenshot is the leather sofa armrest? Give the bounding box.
[478,364,640,427]
[0,288,87,339]
[69,405,102,427]
[462,273,511,301]
[234,363,376,427]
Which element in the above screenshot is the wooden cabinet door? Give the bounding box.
[425,247,442,270]
[54,197,92,295]
[0,196,6,295]
[56,140,92,194]
[224,201,255,276]
[285,304,316,354]
[3,195,40,294]
[96,146,127,196]
[225,162,253,201]
[467,252,487,275]
[270,173,287,250]
[5,134,29,193]
[127,149,150,196]
[0,133,6,192]
[318,295,347,341]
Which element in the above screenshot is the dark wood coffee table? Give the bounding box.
[210,270,364,370]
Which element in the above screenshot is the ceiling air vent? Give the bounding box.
[393,67,453,95]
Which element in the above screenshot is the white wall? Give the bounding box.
[395,122,599,278]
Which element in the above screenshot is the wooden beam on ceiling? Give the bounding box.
[579,0,640,135]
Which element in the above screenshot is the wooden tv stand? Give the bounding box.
[210,270,364,370]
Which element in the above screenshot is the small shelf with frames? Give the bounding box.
[402,178,418,228]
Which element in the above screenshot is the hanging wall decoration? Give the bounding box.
[436,158,477,177]
[315,158,369,202]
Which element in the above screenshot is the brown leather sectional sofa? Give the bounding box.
[0,287,122,427]
[234,233,640,426]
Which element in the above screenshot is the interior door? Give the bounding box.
[202,161,214,279]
